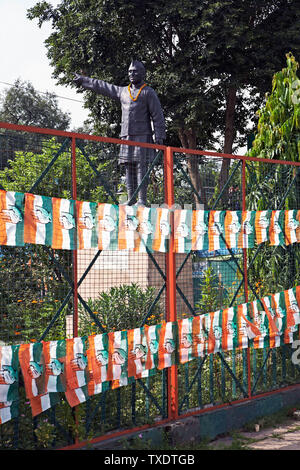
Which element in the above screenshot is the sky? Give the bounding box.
[0,0,90,130]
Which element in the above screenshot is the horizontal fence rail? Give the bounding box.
[0,121,300,450]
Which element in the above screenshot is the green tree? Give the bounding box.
[0,78,71,129]
[27,0,300,206]
[246,54,300,296]
[0,79,71,170]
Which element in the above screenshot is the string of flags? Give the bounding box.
[0,190,300,253]
[1,285,300,425]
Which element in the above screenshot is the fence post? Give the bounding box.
[242,158,252,398]
[164,146,178,420]
[71,137,78,338]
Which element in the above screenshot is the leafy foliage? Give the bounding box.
[78,283,163,334]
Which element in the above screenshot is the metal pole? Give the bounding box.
[164,146,178,420]
[71,136,78,338]
[242,159,251,398]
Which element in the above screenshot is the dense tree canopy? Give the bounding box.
[0,78,71,129]
[27,0,300,203]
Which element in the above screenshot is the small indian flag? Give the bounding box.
[0,190,24,247]
[269,210,285,246]
[144,324,161,371]
[97,203,119,251]
[222,307,238,352]
[174,209,192,253]
[284,210,300,245]
[224,211,241,249]
[255,210,271,245]
[87,379,110,398]
[86,333,109,387]
[29,392,60,417]
[152,207,171,253]
[134,206,156,252]
[284,288,300,330]
[65,385,89,407]
[118,204,139,250]
[236,303,250,349]
[0,345,19,403]
[158,321,178,370]
[238,302,261,343]
[42,340,66,393]
[0,401,18,424]
[249,300,269,349]
[178,317,194,364]
[24,193,53,246]
[52,197,76,250]
[191,314,208,358]
[206,311,222,355]
[191,210,209,251]
[127,327,149,378]
[19,342,45,399]
[65,337,89,390]
[271,291,286,347]
[76,200,98,249]
[107,330,128,383]
[238,211,256,248]
[208,211,226,252]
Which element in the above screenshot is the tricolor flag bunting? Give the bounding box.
[127,327,149,378]
[0,401,19,425]
[52,197,76,250]
[255,210,271,245]
[269,210,285,246]
[208,211,226,252]
[43,340,66,393]
[24,193,53,246]
[222,307,238,352]
[0,190,24,246]
[107,330,129,387]
[178,317,193,364]
[152,207,171,253]
[19,342,45,399]
[191,210,209,251]
[65,337,89,390]
[224,211,242,249]
[76,200,98,249]
[238,211,256,249]
[0,345,19,403]
[284,210,300,245]
[118,204,139,250]
[97,203,119,251]
[134,206,157,252]
[29,392,60,417]
[87,333,109,386]
[158,322,178,370]
[144,324,161,371]
[174,209,192,253]
[65,385,89,408]
[191,314,208,358]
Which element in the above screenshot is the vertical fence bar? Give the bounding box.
[71,137,79,338]
[164,146,178,420]
[242,158,252,398]
[71,136,79,445]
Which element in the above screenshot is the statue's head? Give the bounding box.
[128,60,146,85]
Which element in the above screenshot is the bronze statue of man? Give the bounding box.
[74,60,166,206]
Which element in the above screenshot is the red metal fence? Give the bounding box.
[0,121,300,449]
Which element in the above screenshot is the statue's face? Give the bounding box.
[128,64,144,85]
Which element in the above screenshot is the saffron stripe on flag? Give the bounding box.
[24,193,53,246]
[76,200,98,249]
[0,190,24,246]
[97,203,119,250]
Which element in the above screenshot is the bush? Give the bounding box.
[78,283,163,335]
